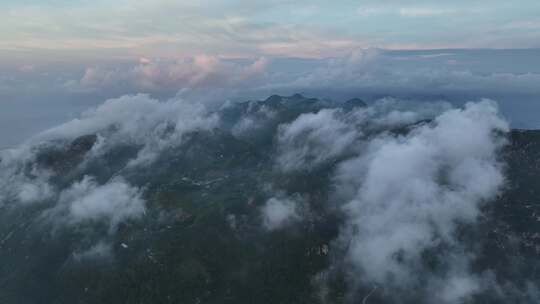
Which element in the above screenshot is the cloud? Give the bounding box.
[37,93,219,167]
[73,241,113,261]
[16,175,54,205]
[0,92,219,209]
[5,49,536,149]
[274,97,452,173]
[4,0,538,56]
[399,7,456,17]
[332,100,509,302]
[69,56,270,92]
[356,5,458,18]
[0,82,535,300]
[354,97,453,129]
[1,1,371,58]
[277,49,540,98]
[47,175,145,233]
[231,103,277,138]
[47,49,540,105]
[0,146,55,207]
[502,19,540,30]
[261,196,302,230]
[275,109,358,172]
[357,6,389,17]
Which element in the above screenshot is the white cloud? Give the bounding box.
[73,241,113,261]
[356,5,458,18]
[274,97,452,173]
[275,108,358,172]
[357,6,389,17]
[0,146,55,206]
[359,97,453,129]
[16,177,54,205]
[37,93,219,167]
[261,197,301,230]
[231,103,277,137]
[278,49,540,97]
[399,7,456,17]
[332,100,509,302]
[48,175,145,233]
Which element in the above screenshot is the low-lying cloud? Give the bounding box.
[261,196,302,230]
[2,49,539,150]
[0,89,534,301]
[0,147,55,207]
[231,103,277,138]
[46,175,145,233]
[276,109,358,172]
[73,240,113,261]
[38,93,219,167]
[274,98,453,172]
[332,100,508,302]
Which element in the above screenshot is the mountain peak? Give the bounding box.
[264,94,283,103]
[343,98,367,111]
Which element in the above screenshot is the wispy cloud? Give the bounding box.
[399,7,456,17]
[356,6,389,17]
[0,1,539,58]
[357,6,458,18]
[503,19,540,30]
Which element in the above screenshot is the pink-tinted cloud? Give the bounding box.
[70,55,270,92]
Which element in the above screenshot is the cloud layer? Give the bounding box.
[332,100,508,302]
[2,48,539,149]
[49,175,145,233]
[0,90,535,302]
[39,93,219,167]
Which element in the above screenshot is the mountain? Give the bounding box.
[342,98,367,111]
[0,95,538,304]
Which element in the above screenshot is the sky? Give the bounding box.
[0,0,540,147]
[0,0,540,58]
[0,3,539,300]
[2,0,540,58]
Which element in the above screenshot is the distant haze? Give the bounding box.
[1,49,540,148]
